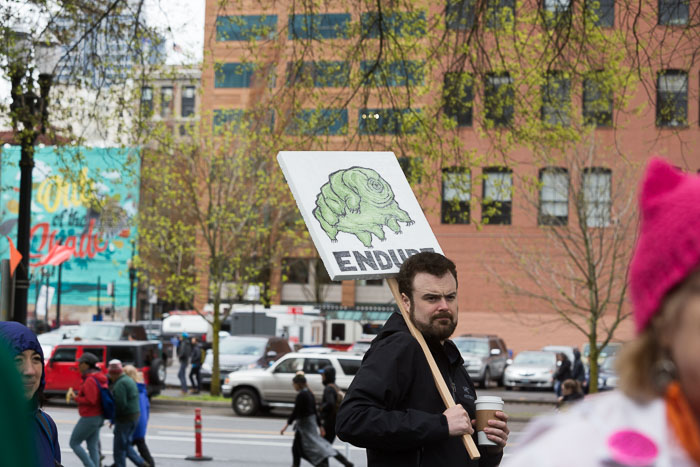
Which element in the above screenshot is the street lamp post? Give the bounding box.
[9,29,61,325]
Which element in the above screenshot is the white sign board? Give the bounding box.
[278,151,443,281]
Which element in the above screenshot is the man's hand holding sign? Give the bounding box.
[278,151,508,466]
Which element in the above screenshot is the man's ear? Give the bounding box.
[400,293,411,311]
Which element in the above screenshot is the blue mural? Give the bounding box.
[1,146,139,308]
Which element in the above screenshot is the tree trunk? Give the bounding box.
[210,295,221,396]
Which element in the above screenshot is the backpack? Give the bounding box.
[89,375,116,422]
[35,410,63,467]
[329,383,345,412]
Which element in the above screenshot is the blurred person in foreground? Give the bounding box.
[67,352,108,467]
[505,158,700,466]
[124,365,155,466]
[336,252,508,466]
[0,321,61,466]
[108,359,147,467]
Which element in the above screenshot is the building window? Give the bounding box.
[216,15,278,41]
[443,72,473,127]
[446,0,475,30]
[482,167,512,225]
[656,70,688,127]
[484,73,514,127]
[541,71,570,127]
[359,108,421,135]
[442,167,471,224]
[583,71,613,127]
[360,60,424,87]
[181,86,195,117]
[140,86,153,116]
[282,258,309,284]
[215,63,256,88]
[286,61,349,87]
[361,11,426,38]
[582,168,611,228]
[288,13,350,40]
[542,0,572,27]
[160,86,173,118]
[586,0,614,27]
[213,109,274,133]
[539,168,568,226]
[658,0,689,26]
[487,0,516,28]
[288,109,348,136]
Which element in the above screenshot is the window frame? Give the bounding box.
[481,167,513,225]
[658,0,689,26]
[441,167,471,224]
[446,0,476,30]
[443,72,474,127]
[215,62,256,88]
[288,13,351,40]
[582,71,613,127]
[538,167,569,226]
[159,86,173,118]
[541,70,571,127]
[484,72,514,127]
[216,15,278,41]
[181,85,196,118]
[582,167,612,228]
[585,0,615,27]
[656,69,688,128]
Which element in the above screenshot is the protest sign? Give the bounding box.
[278,151,480,460]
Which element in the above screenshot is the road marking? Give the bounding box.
[60,448,186,460]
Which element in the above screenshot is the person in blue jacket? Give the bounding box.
[0,321,62,467]
[124,365,155,466]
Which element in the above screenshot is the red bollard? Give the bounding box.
[185,408,213,461]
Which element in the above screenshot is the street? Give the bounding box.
[47,387,553,467]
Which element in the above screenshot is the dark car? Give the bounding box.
[44,341,165,398]
[201,335,292,387]
[74,322,173,367]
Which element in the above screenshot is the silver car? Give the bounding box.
[453,335,508,387]
[503,351,557,390]
[222,351,362,416]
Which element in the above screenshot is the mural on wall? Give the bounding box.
[1,146,139,308]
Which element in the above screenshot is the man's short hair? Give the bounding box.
[397,252,458,299]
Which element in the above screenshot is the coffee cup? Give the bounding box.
[475,396,504,446]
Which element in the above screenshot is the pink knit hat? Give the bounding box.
[629,157,700,333]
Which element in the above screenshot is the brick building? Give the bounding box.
[200,0,700,351]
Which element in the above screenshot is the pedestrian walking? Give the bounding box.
[570,348,586,393]
[176,333,191,395]
[280,373,353,467]
[319,366,340,443]
[504,158,700,466]
[189,336,202,394]
[67,352,108,467]
[108,359,147,467]
[553,352,572,397]
[336,252,509,466]
[0,321,62,467]
[123,365,155,467]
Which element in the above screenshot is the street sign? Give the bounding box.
[148,285,157,304]
[277,151,442,281]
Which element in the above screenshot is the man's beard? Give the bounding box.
[410,306,457,341]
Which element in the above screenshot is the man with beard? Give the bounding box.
[336,252,509,466]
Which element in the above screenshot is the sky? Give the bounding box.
[145,0,205,65]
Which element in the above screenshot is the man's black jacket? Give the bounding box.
[336,312,503,467]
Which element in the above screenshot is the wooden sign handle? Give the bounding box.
[387,278,481,460]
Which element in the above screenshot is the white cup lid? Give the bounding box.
[475,396,503,404]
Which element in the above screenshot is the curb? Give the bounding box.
[151,398,230,409]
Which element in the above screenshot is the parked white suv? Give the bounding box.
[222,351,363,416]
